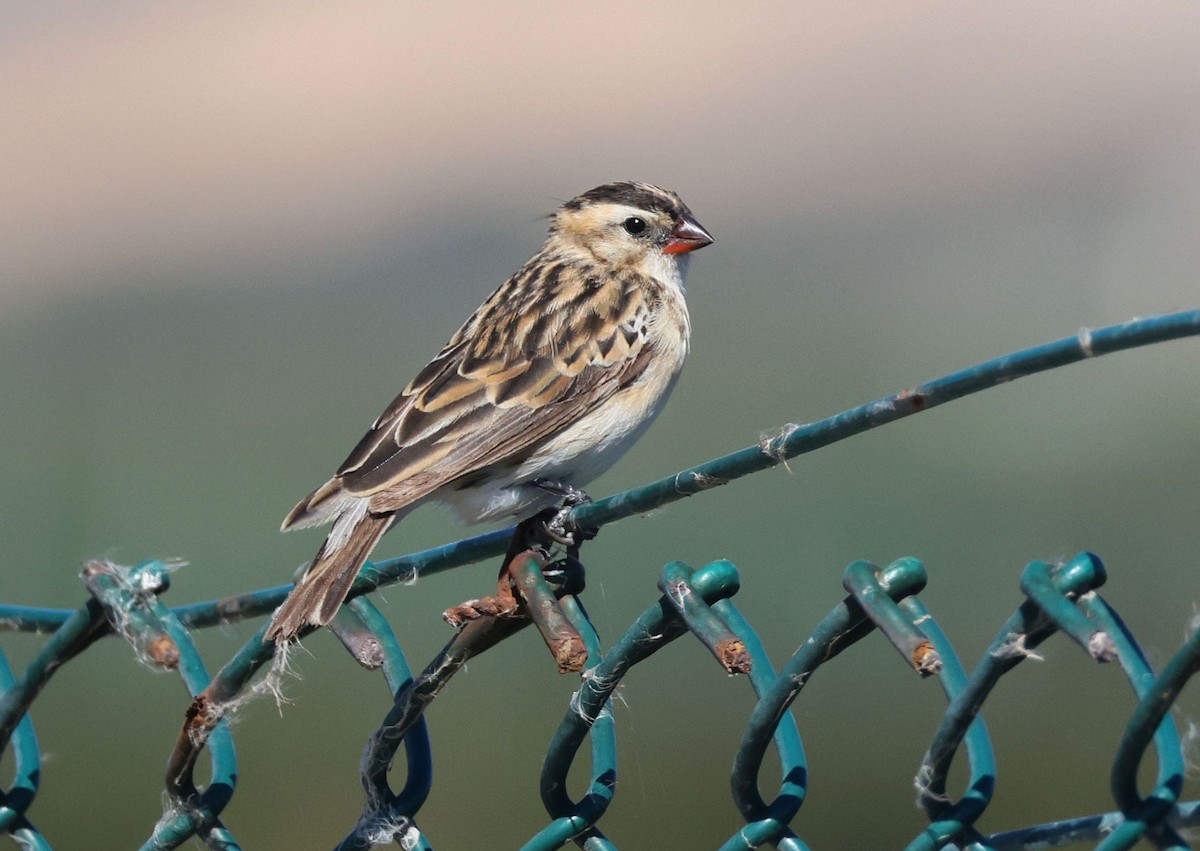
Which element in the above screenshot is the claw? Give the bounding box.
[545,506,577,547]
[530,478,596,548]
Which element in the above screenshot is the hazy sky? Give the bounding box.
[5,2,1199,310]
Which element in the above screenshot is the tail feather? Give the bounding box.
[281,479,350,532]
[266,512,393,643]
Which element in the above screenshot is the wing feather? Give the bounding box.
[322,261,658,512]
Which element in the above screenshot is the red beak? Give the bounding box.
[663,212,714,255]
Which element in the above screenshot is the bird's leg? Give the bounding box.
[530,478,598,548]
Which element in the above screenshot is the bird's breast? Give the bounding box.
[438,277,690,525]
[517,290,689,486]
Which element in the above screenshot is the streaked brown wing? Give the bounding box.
[332,261,654,511]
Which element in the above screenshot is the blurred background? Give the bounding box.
[3,2,1199,847]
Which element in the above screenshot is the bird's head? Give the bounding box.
[550,181,713,272]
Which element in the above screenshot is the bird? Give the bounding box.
[265,181,713,643]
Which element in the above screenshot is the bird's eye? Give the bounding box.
[622,216,647,235]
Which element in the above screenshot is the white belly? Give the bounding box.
[517,365,683,486]
[437,300,689,525]
[435,364,683,524]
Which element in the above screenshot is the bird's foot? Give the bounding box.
[530,479,597,549]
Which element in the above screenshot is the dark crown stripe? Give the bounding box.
[563,182,685,218]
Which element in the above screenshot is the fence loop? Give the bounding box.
[336,597,433,851]
[144,593,241,851]
[730,557,929,849]
[534,560,742,848]
[901,596,995,851]
[1092,596,1196,850]
[0,648,46,849]
[525,594,615,851]
[843,557,940,676]
[1019,555,1116,662]
[716,599,808,851]
[658,561,751,674]
[83,560,181,671]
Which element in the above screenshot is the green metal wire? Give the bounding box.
[531,560,742,849]
[950,583,1200,851]
[0,600,107,756]
[334,596,434,851]
[716,599,808,851]
[346,596,434,816]
[843,559,942,677]
[1018,558,1116,662]
[1092,597,1192,851]
[900,596,995,851]
[730,557,930,851]
[981,802,1200,850]
[142,570,241,851]
[523,592,616,851]
[0,649,47,850]
[910,553,1109,849]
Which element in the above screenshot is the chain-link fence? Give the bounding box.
[1,311,1197,849]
